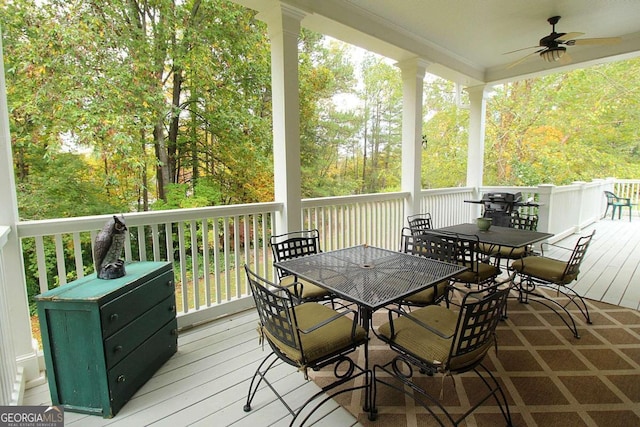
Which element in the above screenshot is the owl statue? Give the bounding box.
[94,215,127,279]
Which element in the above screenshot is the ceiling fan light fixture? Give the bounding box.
[540,46,567,62]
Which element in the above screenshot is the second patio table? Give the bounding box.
[436,223,553,249]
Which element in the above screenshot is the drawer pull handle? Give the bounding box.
[167,280,174,287]
[169,305,176,313]
[110,313,119,322]
[114,345,123,353]
[117,375,126,383]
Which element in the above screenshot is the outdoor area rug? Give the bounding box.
[311,291,640,426]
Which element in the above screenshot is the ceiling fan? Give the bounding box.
[505,16,622,69]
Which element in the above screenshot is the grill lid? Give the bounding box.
[481,192,522,204]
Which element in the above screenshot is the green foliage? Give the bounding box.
[298,32,361,197]
[421,80,469,188]
[17,150,128,219]
[484,60,640,185]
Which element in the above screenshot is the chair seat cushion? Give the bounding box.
[478,243,527,259]
[453,262,499,284]
[264,302,366,366]
[378,305,457,366]
[280,275,331,299]
[511,256,576,284]
[378,305,495,372]
[404,280,449,305]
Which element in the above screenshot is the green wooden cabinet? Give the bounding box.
[36,261,177,418]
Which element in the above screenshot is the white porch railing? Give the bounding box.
[15,179,632,332]
[17,202,281,328]
[301,192,407,252]
[1,177,635,394]
[614,179,640,206]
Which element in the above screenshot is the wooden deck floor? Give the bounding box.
[22,217,640,426]
[547,217,640,311]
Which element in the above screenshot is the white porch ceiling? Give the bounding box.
[240,0,640,86]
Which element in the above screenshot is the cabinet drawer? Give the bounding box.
[104,294,176,369]
[100,270,174,337]
[107,319,177,416]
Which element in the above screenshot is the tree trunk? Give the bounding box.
[167,67,182,184]
[154,122,169,201]
[141,129,149,211]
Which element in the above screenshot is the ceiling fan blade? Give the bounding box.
[556,32,584,42]
[502,45,541,55]
[568,37,622,46]
[506,49,543,69]
[559,51,573,65]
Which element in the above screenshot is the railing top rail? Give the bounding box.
[478,185,539,193]
[302,191,409,207]
[419,187,473,196]
[612,178,640,184]
[17,202,283,238]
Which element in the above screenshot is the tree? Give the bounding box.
[2,0,275,214]
[298,32,361,197]
[485,59,640,185]
[357,54,402,193]
[421,79,469,188]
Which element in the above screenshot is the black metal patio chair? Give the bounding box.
[479,212,540,266]
[407,213,433,235]
[373,282,512,426]
[243,265,369,426]
[510,230,596,338]
[270,229,333,305]
[398,228,459,309]
[451,232,502,290]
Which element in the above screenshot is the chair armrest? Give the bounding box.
[286,280,304,299]
[298,308,359,335]
[540,242,573,256]
[385,307,454,340]
[448,276,512,301]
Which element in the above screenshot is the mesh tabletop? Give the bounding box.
[275,245,466,310]
[437,223,553,248]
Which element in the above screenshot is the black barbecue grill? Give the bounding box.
[480,192,522,226]
[465,192,540,227]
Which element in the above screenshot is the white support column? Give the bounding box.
[397,58,429,222]
[259,4,304,234]
[0,29,41,386]
[465,85,489,218]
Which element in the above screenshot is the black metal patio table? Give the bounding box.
[275,244,467,324]
[275,244,467,419]
[436,223,553,249]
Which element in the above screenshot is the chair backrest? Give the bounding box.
[270,229,320,279]
[407,213,433,235]
[510,213,538,231]
[604,191,616,203]
[453,233,483,273]
[400,228,458,264]
[244,265,300,351]
[448,285,509,372]
[563,230,596,279]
